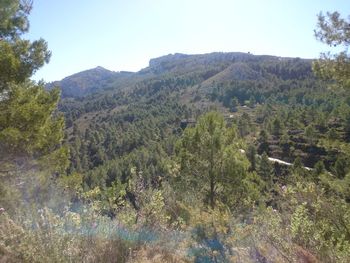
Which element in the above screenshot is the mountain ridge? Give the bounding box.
[50,52,313,98]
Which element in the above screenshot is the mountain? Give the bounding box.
[50,52,314,98]
[143,52,312,77]
[47,66,134,98]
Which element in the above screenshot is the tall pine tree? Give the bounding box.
[0,0,68,210]
[176,112,256,209]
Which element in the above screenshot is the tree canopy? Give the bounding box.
[175,112,259,209]
[0,0,67,201]
[313,11,350,89]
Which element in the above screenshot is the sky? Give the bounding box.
[26,0,349,82]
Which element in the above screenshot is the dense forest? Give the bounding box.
[1,1,350,262]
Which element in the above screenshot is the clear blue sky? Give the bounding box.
[26,0,349,82]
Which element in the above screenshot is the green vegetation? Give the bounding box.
[0,0,67,210]
[1,2,350,262]
[313,11,350,89]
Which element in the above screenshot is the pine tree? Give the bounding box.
[333,155,349,179]
[231,97,239,112]
[246,144,257,171]
[313,11,350,89]
[176,112,251,209]
[249,95,256,108]
[258,129,269,154]
[272,118,283,137]
[258,152,274,188]
[0,0,68,209]
[0,0,51,90]
[313,160,325,177]
[305,124,317,144]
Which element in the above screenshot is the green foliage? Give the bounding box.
[272,117,284,137]
[313,11,350,89]
[230,97,239,112]
[332,154,350,179]
[257,129,269,154]
[0,0,50,91]
[249,180,350,263]
[313,160,325,177]
[304,124,317,144]
[0,0,30,38]
[0,2,71,261]
[258,152,274,189]
[284,182,350,262]
[0,38,50,89]
[320,172,350,201]
[0,84,65,163]
[248,95,256,108]
[238,112,252,137]
[0,0,64,174]
[246,144,257,171]
[0,207,132,263]
[175,112,260,210]
[252,207,296,261]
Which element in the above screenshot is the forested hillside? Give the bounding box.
[1,2,350,262]
[60,52,340,176]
